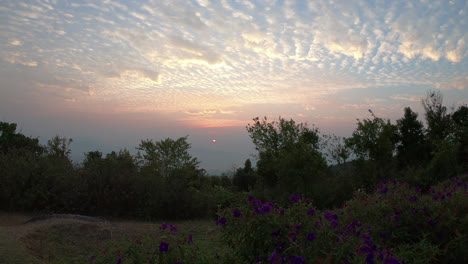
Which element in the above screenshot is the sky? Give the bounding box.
[1,0,468,174]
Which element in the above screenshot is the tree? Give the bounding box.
[246,116,327,196]
[46,135,72,159]
[422,90,452,143]
[396,107,429,168]
[345,110,398,184]
[233,159,256,192]
[0,122,42,155]
[346,110,397,163]
[452,105,468,170]
[323,134,350,167]
[136,136,199,178]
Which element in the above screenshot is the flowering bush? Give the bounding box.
[217,176,468,263]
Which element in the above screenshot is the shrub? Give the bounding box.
[217,176,468,263]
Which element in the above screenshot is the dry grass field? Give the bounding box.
[0,212,224,264]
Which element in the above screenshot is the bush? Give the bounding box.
[217,176,468,263]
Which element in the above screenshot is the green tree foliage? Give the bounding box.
[396,107,429,169]
[137,136,199,179]
[322,134,351,167]
[422,90,452,143]
[346,110,397,163]
[246,117,327,200]
[345,110,398,185]
[452,105,468,170]
[233,159,256,192]
[0,122,43,155]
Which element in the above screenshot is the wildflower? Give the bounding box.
[188,233,193,243]
[232,208,243,218]
[409,196,418,202]
[269,252,279,263]
[160,223,168,230]
[136,238,141,244]
[380,187,388,194]
[307,208,315,216]
[89,256,95,263]
[307,232,316,242]
[366,253,375,264]
[116,257,122,264]
[291,256,305,264]
[290,195,300,203]
[169,224,178,232]
[261,204,272,214]
[248,195,254,202]
[159,242,169,252]
[331,220,339,229]
[216,217,227,226]
[384,257,399,264]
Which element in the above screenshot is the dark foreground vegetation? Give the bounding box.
[1,90,467,263]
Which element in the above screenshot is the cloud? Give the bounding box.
[435,77,468,90]
[118,69,161,83]
[390,95,422,102]
[167,35,223,66]
[9,40,23,46]
[446,39,467,63]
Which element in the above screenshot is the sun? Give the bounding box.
[212,139,217,143]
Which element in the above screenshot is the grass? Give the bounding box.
[0,212,226,264]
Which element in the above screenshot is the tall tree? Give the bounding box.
[452,105,468,170]
[422,90,452,143]
[396,107,429,168]
[346,110,398,163]
[246,117,327,195]
[137,136,199,178]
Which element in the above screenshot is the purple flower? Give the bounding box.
[89,256,95,263]
[290,195,301,203]
[278,208,285,215]
[160,223,168,230]
[307,208,315,216]
[188,233,193,243]
[380,187,388,194]
[324,211,338,221]
[331,220,339,229]
[262,204,272,213]
[159,241,169,252]
[169,224,178,232]
[307,232,316,242]
[366,253,375,264]
[384,257,399,264]
[269,252,279,263]
[248,195,254,202]
[216,217,227,226]
[291,256,304,264]
[116,257,122,264]
[232,208,243,218]
[409,196,418,202]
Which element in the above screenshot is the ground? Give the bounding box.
[0,212,222,264]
